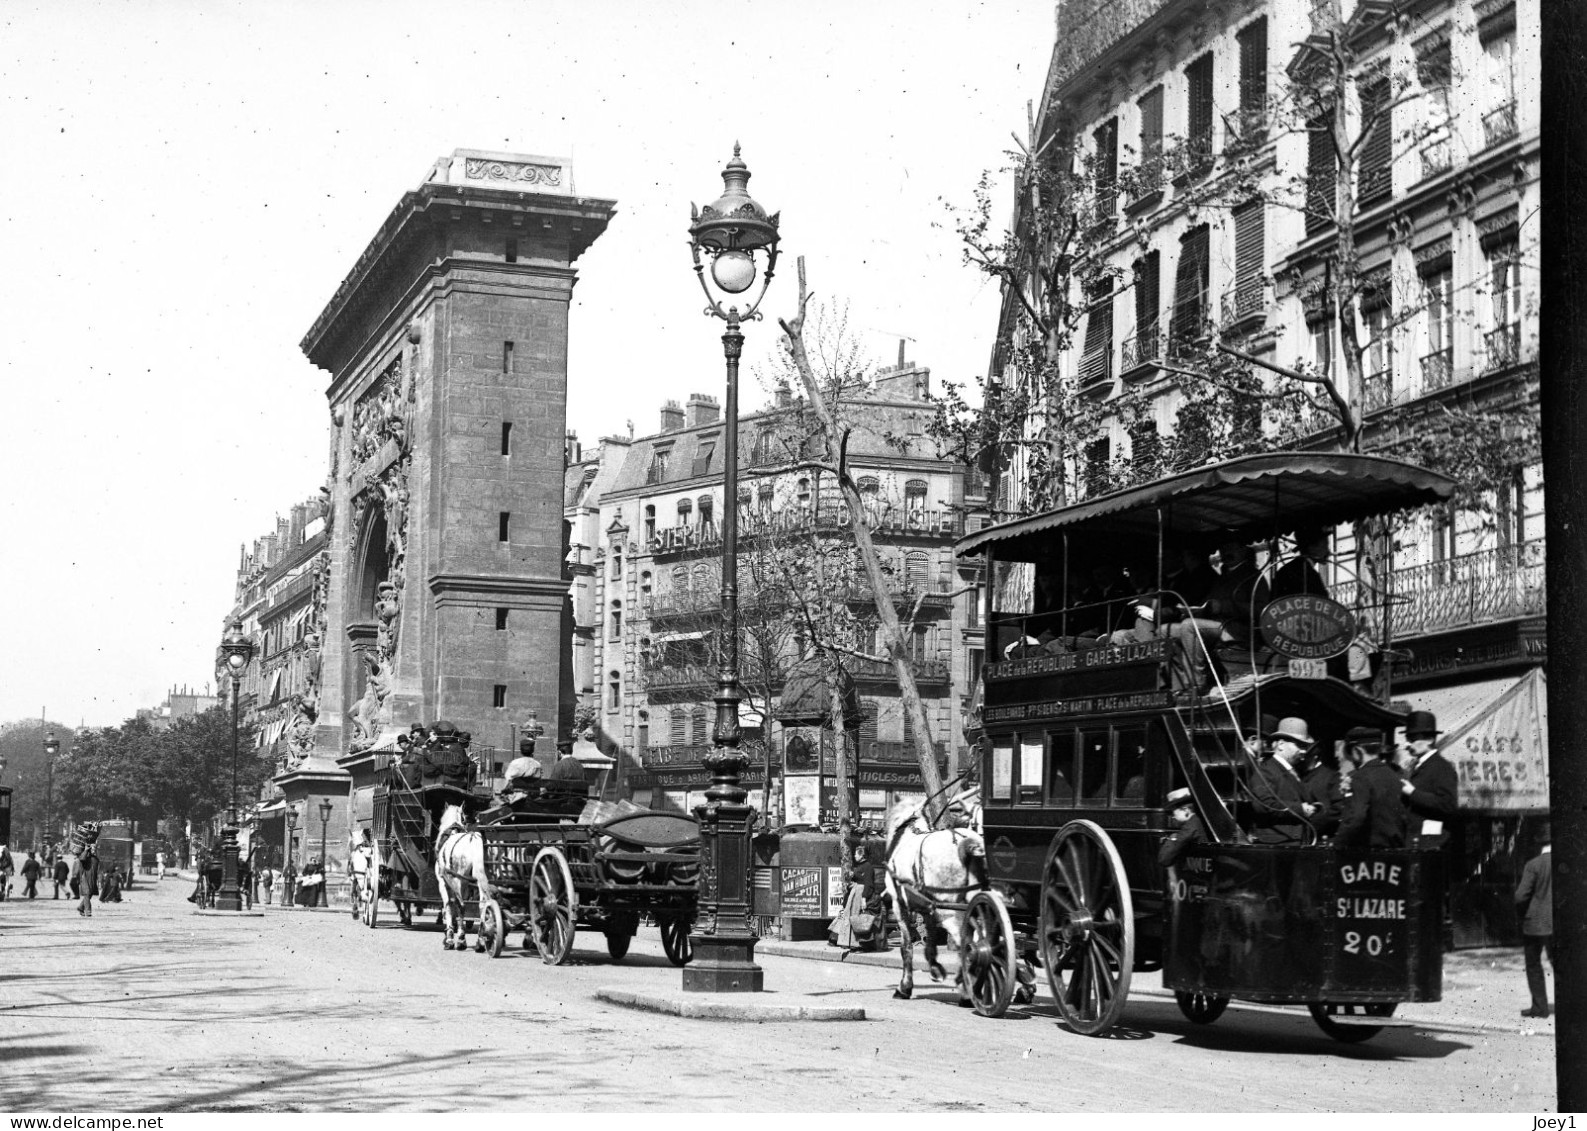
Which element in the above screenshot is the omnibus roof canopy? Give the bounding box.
[956,452,1457,561]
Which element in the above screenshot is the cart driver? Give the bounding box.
[503,732,544,793]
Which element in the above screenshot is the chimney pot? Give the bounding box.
[659,400,685,432]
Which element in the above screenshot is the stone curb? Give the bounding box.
[595,986,866,1022]
[190,909,268,919]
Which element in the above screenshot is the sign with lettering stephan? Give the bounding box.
[1260,594,1356,660]
[1332,856,1411,990]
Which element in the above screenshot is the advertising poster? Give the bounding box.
[784,775,820,826]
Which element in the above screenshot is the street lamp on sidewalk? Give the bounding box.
[682,144,780,993]
[43,730,59,852]
[317,799,333,908]
[216,617,256,912]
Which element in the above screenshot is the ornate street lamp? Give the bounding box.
[285,808,299,908]
[43,731,59,855]
[317,798,333,909]
[215,617,255,912]
[683,144,780,993]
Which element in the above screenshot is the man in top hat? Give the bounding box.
[1399,710,1458,839]
[1515,820,1554,1018]
[1248,717,1320,843]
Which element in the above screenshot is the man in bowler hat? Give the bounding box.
[1400,710,1458,838]
[1515,820,1554,1018]
[1248,717,1319,843]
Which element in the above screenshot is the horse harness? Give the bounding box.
[885,814,989,916]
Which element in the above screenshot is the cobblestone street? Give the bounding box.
[0,874,1557,1113]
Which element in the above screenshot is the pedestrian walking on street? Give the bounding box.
[21,850,42,899]
[1516,820,1554,1019]
[77,846,100,918]
[155,850,166,880]
[0,845,14,901]
[52,855,68,899]
[259,865,275,905]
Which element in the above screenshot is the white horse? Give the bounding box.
[348,828,381,920]
[433,803,492,952]
[882,790,985,1000]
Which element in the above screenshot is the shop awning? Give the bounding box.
[1409,669,1548,812]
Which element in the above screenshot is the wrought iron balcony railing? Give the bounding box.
[1220,278,1268,328]
[1121,327,1162,375]
[1483,101,1518,149]
[647,506,964,556]
[1333,540,1546,639]
[1419,347,1454,393]
[1484,323,1521,372]
[1362,369,1395,413]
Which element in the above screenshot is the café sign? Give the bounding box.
[1260,594,1356,660]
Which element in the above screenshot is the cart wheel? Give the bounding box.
[1308,1001,1395,1043]
[528,849,577,966]
[961,890,1018,1018]
[1038,819,1135,1037]
[362,882,379,928]
[479,898,506,958]
[659,913,694,966]
[1175,991,1229,1025]
[605,930,633,960]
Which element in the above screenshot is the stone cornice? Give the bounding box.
[428,572,569,609]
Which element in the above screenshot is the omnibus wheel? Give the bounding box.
[659,913,694,966]
[1308,1001,1395,1043]
[528,849,577,966]
[479,897,506,958]
[961,890,1018,1018]
[1175,991,1230,1025]
[1038,820,1135,1037]
[605,930,633,960]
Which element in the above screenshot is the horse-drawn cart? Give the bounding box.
[949,452,1456,1041]
[472,806,701,965]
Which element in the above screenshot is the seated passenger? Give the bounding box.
[1170,533,1270,695]
[1158,787,1208,868]
[1270,527,1331,601]
[502,733,544,793]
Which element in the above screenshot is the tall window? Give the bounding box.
[609,601,622,641]
[1416,37,1453,177]
[1362,284,1393,410]
[1085,436,1111,496]
[692,439,716,476]
[1237,17,1268,132]
[644,505,656,541]
[1136,86,1164,196]
[757,482,773,514]
[1486,237,1521,369]
[636,712,649,755]
[1131,419,1162,475]
[648,448,671,484]
[1482,25,1517,145]
[607,671,621,710]
[698,494,714,527]
[1130,250,1160,362]
[676,498,692,526]
[1357,73,1392,209]
[1419,248,1454,391]
[1093,117,1118,220]
[796,477,812,510]
[1186,53,1214,168]
[904,550,930,591]
[1169,225,1210,355]
[1080,278,1114,385]
[1231,200,1265,319]
[611,549,623,579]
[1306,109,1337,235]
[904,479,928,525]
[639,571,653,612]
[1308,316,1334,378]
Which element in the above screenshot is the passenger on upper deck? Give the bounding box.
[1270,527,1331,601]
[1170,533,1271,695]
[503,733,544,792]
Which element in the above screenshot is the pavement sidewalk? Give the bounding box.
[756,936,1554,1037]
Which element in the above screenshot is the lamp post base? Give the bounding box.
[682,934,764,993]
[214,827,243,912]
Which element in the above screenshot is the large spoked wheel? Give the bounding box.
[1308,1001,1396,1043]
[1039,820,1135,1036]
[528,849,577,966]
[961,890,1018,1018]
[659,913,694,967]
[1175,991,1230,1025]
[479,897,506,958]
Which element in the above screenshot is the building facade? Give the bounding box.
[997,0,1541,943]
[568,359,984,825]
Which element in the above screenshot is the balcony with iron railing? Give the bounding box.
[1419,347,1454,393]
[1483,101,1518,149]
[647,573,958,622]
[1220,277,1268,336]
[1123,158,1165,213]
[1121,326,1162,378]
[1333,540,1545,639]
[1484,322,1521,372]
[1362,368,1395,413]
[1419,137,1452,181]
[647,506,965,556]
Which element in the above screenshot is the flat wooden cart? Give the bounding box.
[475,808,701,965]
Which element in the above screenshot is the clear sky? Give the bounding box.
[0,0,1053,729]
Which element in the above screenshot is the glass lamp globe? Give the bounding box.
[711,250,757,294]
[227,651,246,674]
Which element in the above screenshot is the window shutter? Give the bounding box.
[1358,77,1392,208]
[1081,279,1114,383]
[1085,436,1111,495]
[1138,86,1164,163]
[1169,226,1210,351]
[1187,53,1214,158]
[860,700,879,745]
[1232,201,1265,315]
[1306,110,1337,234]
[1134,251,1160,332]
[1094,117,1118,218]
[1238,18,1268,115]
[905,551,930,589]
[669,709,686,746]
